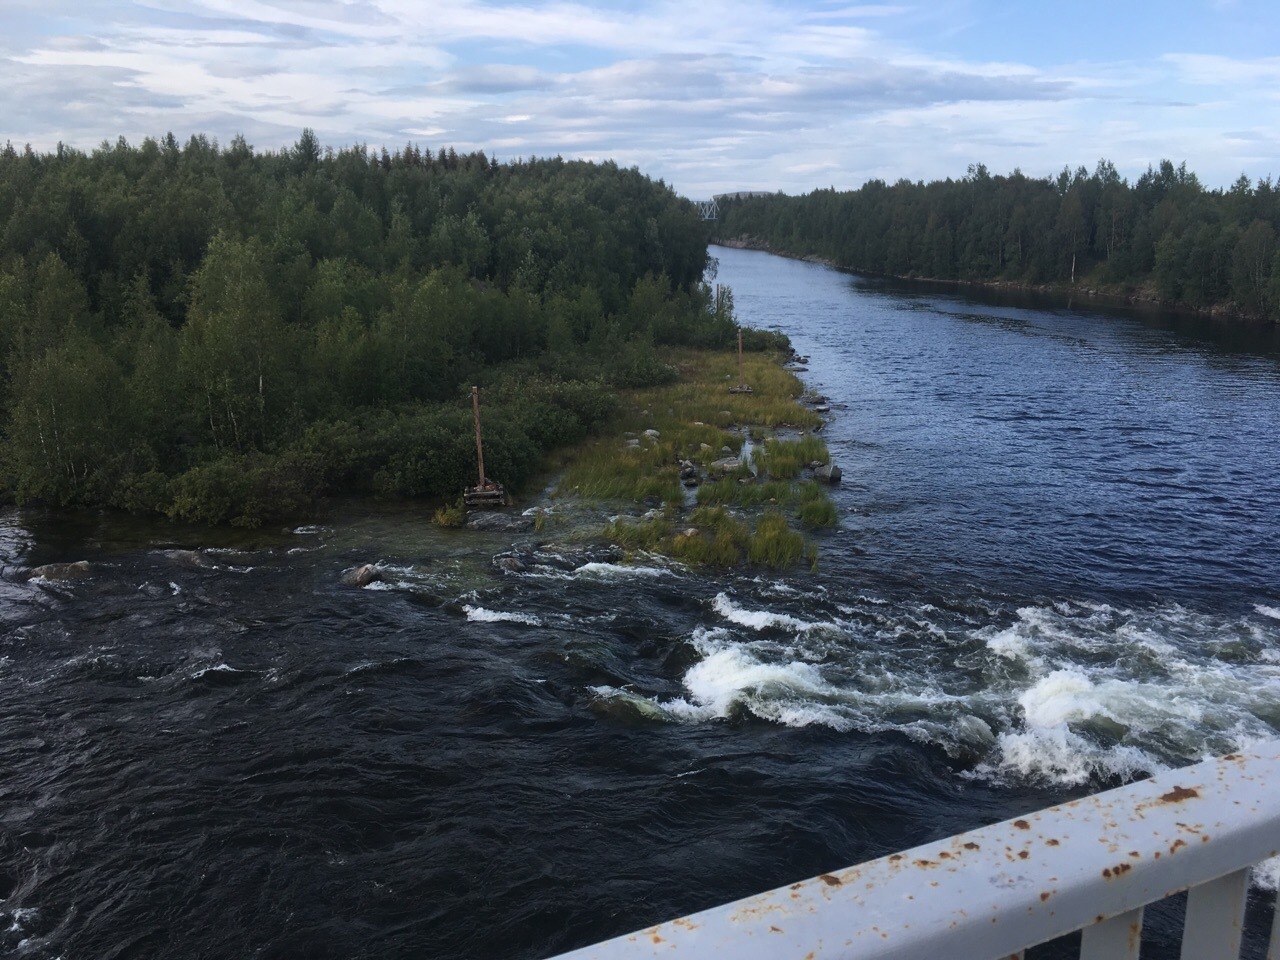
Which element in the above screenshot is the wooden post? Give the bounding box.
[472,386,485,487]
[737,329,744,387]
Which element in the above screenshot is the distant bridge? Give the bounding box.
[691,192,776,221]
[692,199,719,221]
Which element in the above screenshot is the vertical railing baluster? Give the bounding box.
[1267,886,1280,960]
[1079,907,1143,960]
[1180,868,1249,960]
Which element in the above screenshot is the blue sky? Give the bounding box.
[2,0,1277,196]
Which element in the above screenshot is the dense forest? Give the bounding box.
[0,132,736,525]
[713,161,1280,320]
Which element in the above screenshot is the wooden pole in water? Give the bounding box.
[472,386,485,487]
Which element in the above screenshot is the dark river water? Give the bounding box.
[4,245,1280,959]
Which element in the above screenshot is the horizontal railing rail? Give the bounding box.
[546,744,1280,960]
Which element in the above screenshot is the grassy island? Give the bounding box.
[553,345,839,569]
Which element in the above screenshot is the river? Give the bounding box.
[3,245,1280,958]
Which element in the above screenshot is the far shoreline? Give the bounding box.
[710,238,1279,329]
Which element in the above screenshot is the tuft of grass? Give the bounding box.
[432,500,466,527]
[603,516,671,550]
[696,477,792,508]
[753,435,830,480]
[558,438,682,505]
[747,511,807,568]
[669,506,750,565]
[796,481,838,528]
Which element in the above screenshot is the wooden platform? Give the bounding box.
[464,482,508,509]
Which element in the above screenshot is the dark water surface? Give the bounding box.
[3,246,1280,959]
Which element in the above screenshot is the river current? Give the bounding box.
[3,245,1280,958]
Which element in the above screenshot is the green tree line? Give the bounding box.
[0,132,735,524]
[713,160,1280,320]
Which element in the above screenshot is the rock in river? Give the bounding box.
[813,463,842,484]
[26,561,92,581]
[341,564,383,588]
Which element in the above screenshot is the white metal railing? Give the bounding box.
[546,744,1280,960]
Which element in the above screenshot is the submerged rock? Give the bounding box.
[160,549,210,569]
[493,555,527,573]
[709,457,742,474]
[26,561,91,581]
[341,564,382,588]
[465,512,535,533]
[813,463,842,484]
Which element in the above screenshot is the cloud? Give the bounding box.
[2,1,1278,194]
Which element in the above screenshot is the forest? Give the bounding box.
[0,132,738,526]
[713,160,1280,320]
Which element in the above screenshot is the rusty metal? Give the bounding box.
[545,745,1280,960]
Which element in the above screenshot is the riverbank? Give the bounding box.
[714,236,1276,325]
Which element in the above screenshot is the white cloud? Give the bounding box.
[2,1,1278,194]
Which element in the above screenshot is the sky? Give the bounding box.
[2,0,1278,197]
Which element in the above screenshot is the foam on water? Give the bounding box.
[463,605,542,626]
[572,562,674,580]
[711,592,836,633]
[1258,604,1280,621]
[592,587,1280,787]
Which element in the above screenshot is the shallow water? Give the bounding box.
[2,247,1280,958]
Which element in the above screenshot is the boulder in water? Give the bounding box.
[160,549,210,569]
[493,555,527,573]
[341,564,382,588]
[27,561,91,581]
[813,463,842,484]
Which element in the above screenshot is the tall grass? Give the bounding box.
[797,481,839,528]
[747,511,807,568]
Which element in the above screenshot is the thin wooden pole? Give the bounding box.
[472,386,485,486]
[737,330,744,387]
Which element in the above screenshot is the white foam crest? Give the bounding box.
[985,624,1034,661]
[573,561,674,580]
[711,592,837,634]
[589,685,687,722]
[681,642,835,715]
[190,663,246,680]
[1257,605,1280,621]
[6,907,37,933]
[982,727,1164,786]
[463,605,542,626]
